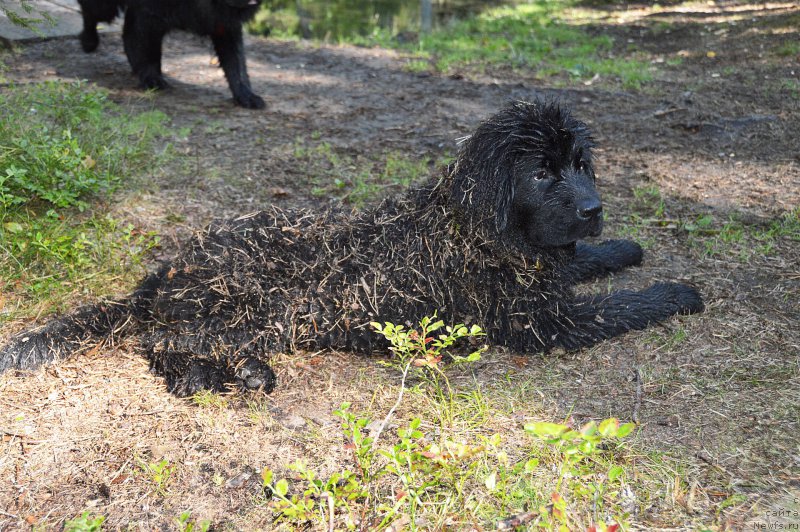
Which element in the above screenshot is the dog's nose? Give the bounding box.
[576,198,603,220]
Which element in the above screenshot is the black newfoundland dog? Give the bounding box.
[77,0,266,109]
[0,101,703,395]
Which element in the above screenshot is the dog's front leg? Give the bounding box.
[563,240,644,283]
[211,28,266,109]
[548,282,703,350]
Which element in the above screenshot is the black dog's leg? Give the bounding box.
[549,282,703,350]
[234,357,277,393]
[168,361,229,397]
[163,357,276,396]
[77,0,121,52]
[211,28,265,109]
[563,240,644,283]
[79,11,101,52]
[123,9,169,90]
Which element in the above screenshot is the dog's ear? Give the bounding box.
[494,159,515,233]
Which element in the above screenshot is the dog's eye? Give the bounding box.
[533,169,548,181]
[577,160,589,173]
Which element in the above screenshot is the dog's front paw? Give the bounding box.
[600,239,643,268]
[79,30,99,53]
[139,74,169,91]
[647,282,705,315]
[234,91,266,110]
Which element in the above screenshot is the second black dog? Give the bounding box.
[77,0,266,109]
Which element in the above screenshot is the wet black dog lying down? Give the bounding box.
[0,101,703,395]
[77,0,266,109]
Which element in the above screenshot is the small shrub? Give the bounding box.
[175,511,211,532]
[526,418,636,529]
[0,81,168,317]
[63,511,105,532]
[137,457,177,496]
[261,315,638,530]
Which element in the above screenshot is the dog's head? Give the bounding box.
[451,100,602,252]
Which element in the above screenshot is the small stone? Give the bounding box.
[225,470,252,489]
[281,414,307,430]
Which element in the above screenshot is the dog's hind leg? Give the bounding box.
[77,0,122,52]
[167,361,230,397]
[156,354,277,396]
[563,240,644,283]
[547,282,704,350]
[234,358,277,393]
[78,12,101,52]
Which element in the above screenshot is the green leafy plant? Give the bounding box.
[63,511,105,532]
[262,461,367,528]
[0,1,54,34]
[175,511,211,532]
[371,315,487,427]
[526,418,636,530]
[0,81,168,318]
[137,457,177,496]
[261,316,638,529]
[0,81,167,212]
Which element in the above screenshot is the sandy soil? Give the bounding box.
[1,1,798,529]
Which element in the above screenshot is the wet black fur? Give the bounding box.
[77,0,265,109]
[0,101,703,395]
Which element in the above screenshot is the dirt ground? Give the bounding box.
[1,1,799,530]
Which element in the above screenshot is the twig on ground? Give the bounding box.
[633,366,643,424]
[371,361,412,450]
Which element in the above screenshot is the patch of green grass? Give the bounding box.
[774,41,800,57]
[404,58,432,73]
[683,208,799,259]
[62,511,105,532]
[0,81,170,318]
[1,211,159,314]
[191,390,229,409]
[779,78,800,100]
[251,1,652,88]
[610,185,671,248]
[646,326,688,350]
[410,3,652,88]
[633,184,666,218]
[613,213,657,249]
[291,136,441,207]
[665,56,684,67]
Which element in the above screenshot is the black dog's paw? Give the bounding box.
[646,282,705,315]
[599,239,643,268]
[234,91,266,110]
[235,358,277,393]
[79,30,100,53]
[169,362,226,397]
[139,74,170,91]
